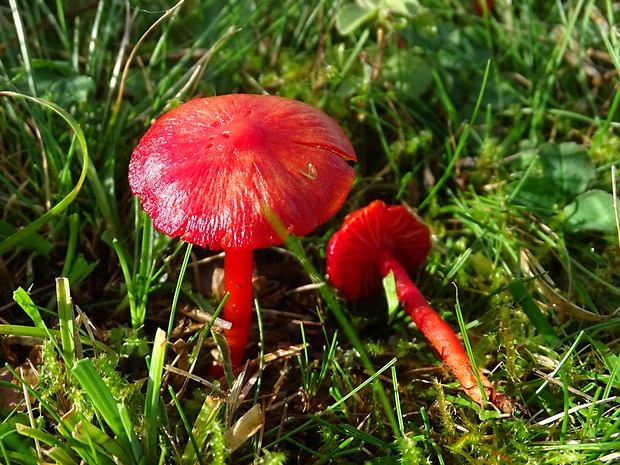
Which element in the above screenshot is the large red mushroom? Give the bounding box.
[326,200,513,413]
[129,94,356,367]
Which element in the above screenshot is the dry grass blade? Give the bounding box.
[520,249,604,322]
[223,404,263,454]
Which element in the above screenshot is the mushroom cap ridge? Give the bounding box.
[129,94,356,250]
[326,200,430,301]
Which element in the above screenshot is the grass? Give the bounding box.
[1,0,619,463]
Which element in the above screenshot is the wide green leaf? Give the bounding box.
[336,2,377,36]
[539,143,595,198]
[507,175,564,217]
[564,190,617,233]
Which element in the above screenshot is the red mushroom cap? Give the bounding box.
[129,94,357,250]
[326,200,430,301]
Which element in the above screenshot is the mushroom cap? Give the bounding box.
[129,94,356,250]
[326,200,430,301]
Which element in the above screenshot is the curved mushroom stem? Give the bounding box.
[222,247,255,367]
[376,248,512,413]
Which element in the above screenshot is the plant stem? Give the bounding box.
[376,249,512,413]
[223,247,254,367]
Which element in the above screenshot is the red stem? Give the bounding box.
[376,248,499,409]
[222,247,254,367]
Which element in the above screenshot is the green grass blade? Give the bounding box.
[72,417,133,465]
[71,359,142,464]
[135,212,155,328]
[112,238,138,328]
[47,447,82,465]
[454,285,487,405]
[284,236,400,436]
[179,391,224,465]
[166,243,193,336]
[58,408,131,465]
[60,213,79,277]
[0,92,89,255]
[143,328,167,465]
[55,277,76,366]
[0,325,111,353]
[12,288,46,330]
[507,279,561,348]
[419,60,492,210]
[16,425,79,464]
[391,365,405,437]
[8,0,36,95]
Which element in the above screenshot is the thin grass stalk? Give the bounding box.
[8,0,36,95]
[285,236,400,436]
[419,59,492,210]
[166,243,193,337]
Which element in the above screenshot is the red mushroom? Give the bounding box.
[326,200,513,413]
[475,0,495,16]
[129,94,356,367]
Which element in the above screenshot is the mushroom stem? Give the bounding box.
[223,247,254,367]
[376,248,499,409]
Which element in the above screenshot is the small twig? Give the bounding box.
[520,249,603,322]
[20,367,41,460]
[532,368,593,402]
[164,365,225,396]
[537,396,619,426]
[283,283,324,295]
[186,251,225,267]
[180,306,232,330]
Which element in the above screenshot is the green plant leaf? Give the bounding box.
[507,279,561,348]
[48,74,95,108]
[507,175,564,216]
[336,2,377,36]
[180,395,224,464]
[13,288,46,330]
[381,52,433,98]
[0,414,37,458]
[382,270,400,324]
[539,143,595,198]
[0,220,52,254]
[66,254,99,285]
[11,59,96,107]
[47,446,83,465]
[72,418,133,465]
[0,324,111,353]
[564,189,617,233]
[383,0,421,16]
[16,424,79,462]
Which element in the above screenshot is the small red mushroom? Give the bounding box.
[475,0,495,16]
[129,94,356,367]
[326,200,513,413]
